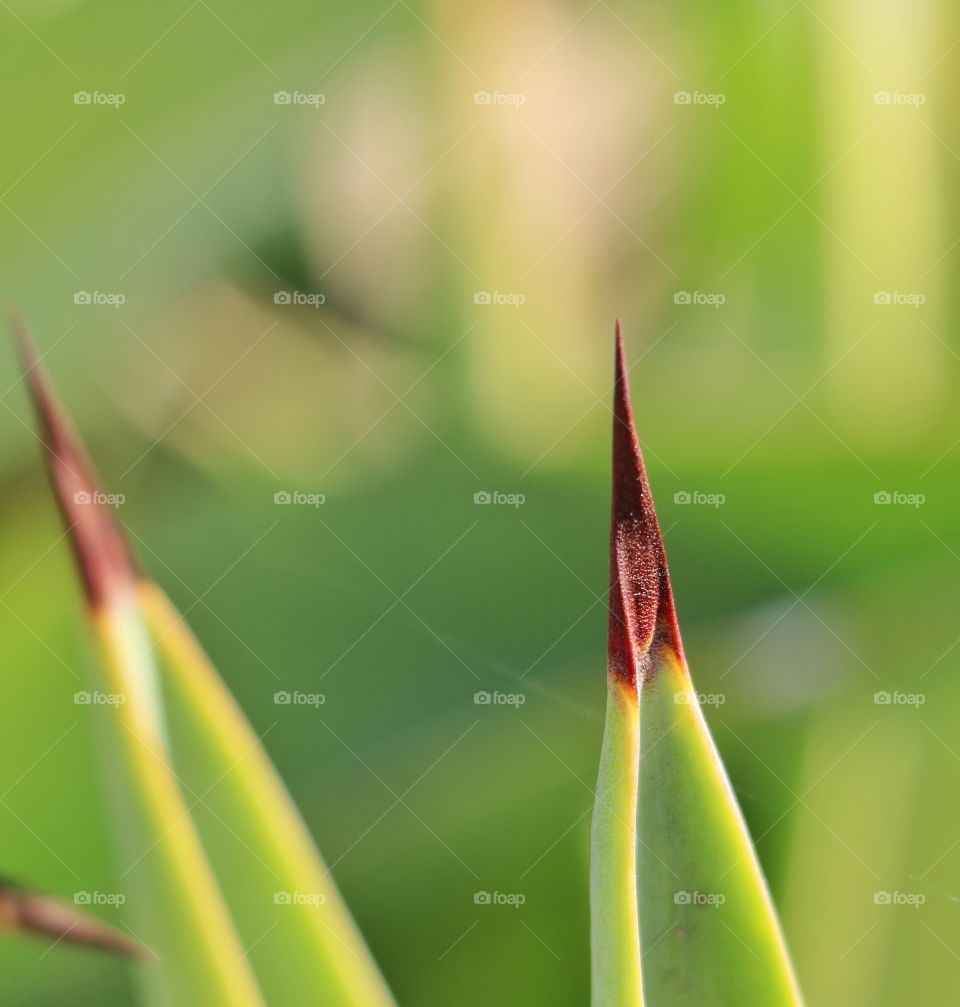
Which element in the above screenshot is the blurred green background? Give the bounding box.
[0,0,958,1003]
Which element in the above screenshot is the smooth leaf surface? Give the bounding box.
[138,583,396,1006]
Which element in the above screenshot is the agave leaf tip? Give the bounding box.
[0,878,143,958]
[609,323,684,690]
[10,316,139,608]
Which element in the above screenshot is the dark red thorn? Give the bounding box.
[10,314,139,608]
[608,321,684,690]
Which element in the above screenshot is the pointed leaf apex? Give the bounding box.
[609,323,683,689]
[0,879,142,958]
[11,315,139,608]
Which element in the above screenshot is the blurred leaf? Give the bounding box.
[13,317,266,1006]
[13,317,393,1006]
[137,583,396,1005]
[591,325,803,1006]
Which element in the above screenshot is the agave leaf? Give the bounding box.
[590,324,803,1006]
[13,319,393,1006]
[13,318,266,1007]
[137,584,396,1005]
[0,877,141,957]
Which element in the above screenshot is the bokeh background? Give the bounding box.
[0,1,958,1003]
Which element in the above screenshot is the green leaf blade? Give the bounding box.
[636,666,803,1004]
[140,583,396,1007]
[591,678,643,1005]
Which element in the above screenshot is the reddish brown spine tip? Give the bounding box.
[608,323,683,689]
[0,880,142,958]
[10,315,138,608]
